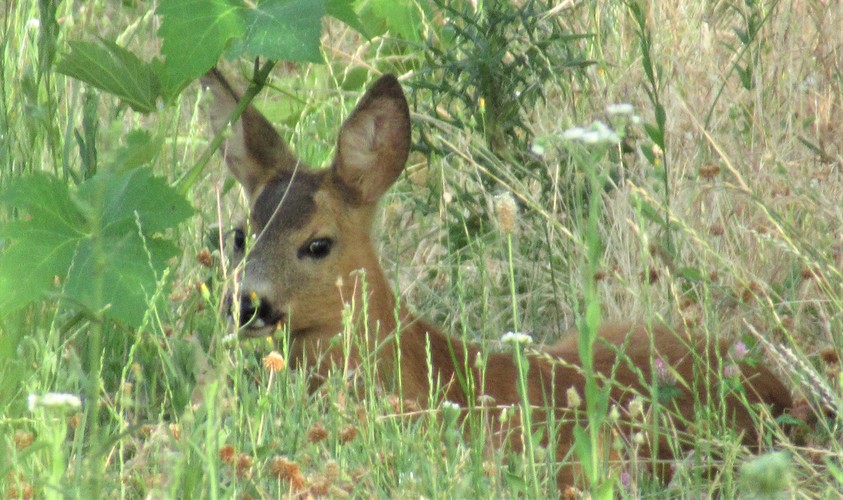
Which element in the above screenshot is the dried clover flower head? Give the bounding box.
[262,351,286,372]
[494,192,518,235]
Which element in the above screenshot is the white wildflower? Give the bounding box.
[501,331,533,345]
[606,103,634,115]
[442,400,461,411]
[28,392,82,412]
[581,130,602,143]
[590,120,621,144]
[221,333,238,346]
[442,400,461,426]
[562,127,586,141]
[26,19,41,31]
[563,121,620,145]
[531,142,546,157]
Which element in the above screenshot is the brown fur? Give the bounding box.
[201,70,792,488]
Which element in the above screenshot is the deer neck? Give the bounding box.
[342,255,467,406]
[346,246,527,409]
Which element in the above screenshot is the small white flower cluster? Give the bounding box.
[442,400,461,411]
[607,103,641,124]
[606,103,634,115]
[501,331,533,345]
[562,120,621,145]
[442,400,461,426]
[28,392,82,412]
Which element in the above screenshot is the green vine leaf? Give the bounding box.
[229,0,325,63]
[55,40,161,113]
[326,0,367,37]
[360,0,423,42]
[0,169,193,327]
[0,174,87,313]
[157,0,245,88]
[59,1,368,108]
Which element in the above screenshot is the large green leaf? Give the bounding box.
[0,173,86,235]
[55,40,161,113]
[0,223,85,314]
[229,0,325,63]
[103,130,164,172]
[0,169,192,327]
[157,0,244,88]
[62,233,181,327]
[362,0,422,42]
[0,174,87,312]
[58,1,366,112]
[326,0,366,37]
[78,168,193,235]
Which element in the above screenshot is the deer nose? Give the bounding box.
[235,292,281,328]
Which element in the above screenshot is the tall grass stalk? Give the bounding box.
[626,1,672,257]
[576,144,614,498]
[2,0,841,496]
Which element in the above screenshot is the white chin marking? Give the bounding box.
[239,325,275,339]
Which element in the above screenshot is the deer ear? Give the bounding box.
[332,74,411,204]
[202,69,299,197]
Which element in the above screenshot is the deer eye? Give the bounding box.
[232,228,247,253]
[299,238,333,259]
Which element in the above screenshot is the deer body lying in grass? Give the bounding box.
[202,70,792,488]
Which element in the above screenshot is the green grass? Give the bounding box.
[2,0,842,497]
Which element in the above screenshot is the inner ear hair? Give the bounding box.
[203,68,300,196]
[333,74,411,204]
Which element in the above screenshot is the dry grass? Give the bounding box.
[2,0,841,497]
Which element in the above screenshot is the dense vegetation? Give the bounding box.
[1,0,840,497]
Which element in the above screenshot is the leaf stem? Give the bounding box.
[175,59,277,194]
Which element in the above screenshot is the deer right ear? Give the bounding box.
[202,69,299,198]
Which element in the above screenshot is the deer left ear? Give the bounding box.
[332,74,411,204]
[202,68,300,198]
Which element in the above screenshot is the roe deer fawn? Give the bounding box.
[202,69,792,488]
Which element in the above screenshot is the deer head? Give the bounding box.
[203,70,411,369]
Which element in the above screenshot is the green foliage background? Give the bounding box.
[1,0,841,497]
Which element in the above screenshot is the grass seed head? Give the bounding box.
[219,444,235,463]
[566,386,582,409]
[307,423,328,443]
[324,459,340,483]
[267,456,307,489]
[338,426,358,444]
[236,453,253,478]
[14,429,34,450]
[494,192,518,235]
